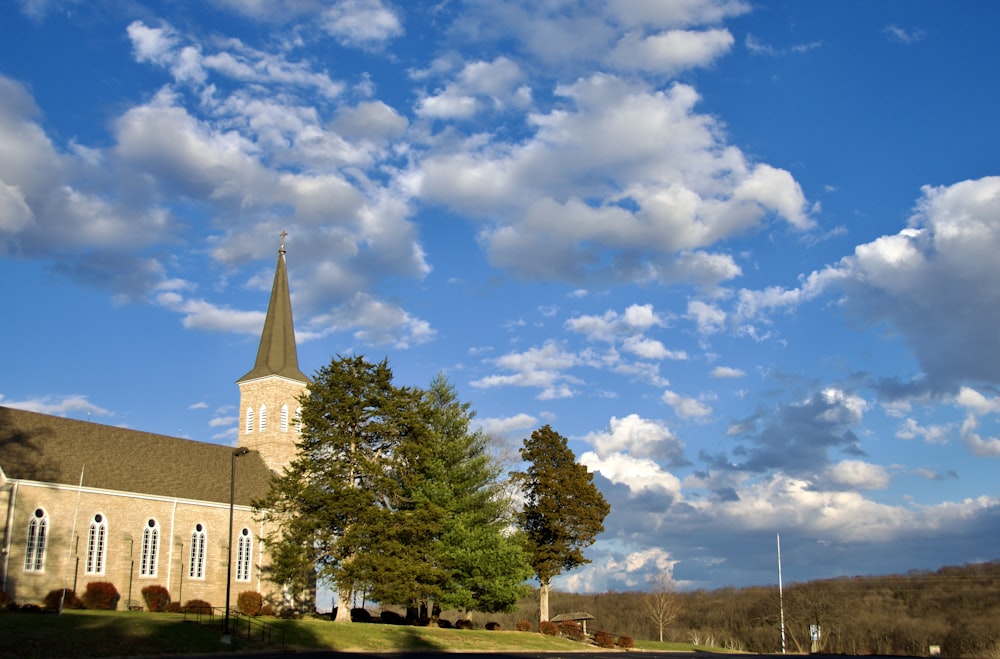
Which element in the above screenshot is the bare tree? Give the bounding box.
[645,569,683,642]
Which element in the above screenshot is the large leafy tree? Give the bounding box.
[515,425,610,622]
[255,355,425,621]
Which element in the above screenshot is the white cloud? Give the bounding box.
[662,389,713,419]
[321,0,402,48]
[583,413,685,462]
[471,341,582,400]
[710,366,745,378]
[581,450,683,495]
[827,460,891,490]
[0,394,112,418]
[609,28,735,74]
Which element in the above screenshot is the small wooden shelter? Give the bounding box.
[551,612,596,635]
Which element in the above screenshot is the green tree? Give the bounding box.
[255,354,424,621]
[515,425,610,622]
[416,374,532,615]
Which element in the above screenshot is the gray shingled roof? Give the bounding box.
[0,406,274,506]
[237,246,310,385]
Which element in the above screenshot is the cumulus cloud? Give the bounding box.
[662,389,713,420]
[583,413,686,464]
[418,75,811,285]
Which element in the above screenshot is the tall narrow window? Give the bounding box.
[85,514,107,575]
[295,407,302,433]
[280,404,289,432]
[140,519,159,577]
[259,404,267,432]
[24,508,48,572]
[245,407,254,433]
[236,528,252,582]
[189,524,206,579]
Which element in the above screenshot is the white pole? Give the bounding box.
[777,533,786,654]
[61,465,84,613]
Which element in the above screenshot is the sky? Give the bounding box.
[2,0,1000,597]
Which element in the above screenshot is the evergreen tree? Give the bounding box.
[420,374,533,615]
[515,425,610,622]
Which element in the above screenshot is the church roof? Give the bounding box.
[0,406,273,506]
[237,238,310,385]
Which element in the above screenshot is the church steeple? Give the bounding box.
[236,233,310,473]
[237,232,310,385]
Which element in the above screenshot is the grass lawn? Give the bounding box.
[0,609,695,657]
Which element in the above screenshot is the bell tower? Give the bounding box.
[236,232,310,473]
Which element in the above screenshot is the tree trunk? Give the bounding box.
[539,580,550,622]
[334,586,352,622]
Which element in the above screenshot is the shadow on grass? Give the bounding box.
[0,609,317,658]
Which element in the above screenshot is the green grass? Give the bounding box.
[0,610,692,657]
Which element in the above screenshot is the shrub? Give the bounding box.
[0,591,11,609]
[559,620,586,642]
[516,619,533,632]
[182,599,212,615]
[539,621,559,636]
[485,621,501,631]
[618,635,635,649]
[380,610,405,625]
[351,607,371,622]
[437,619,452,628]
[165,601,182,613]
[43,588,83,610]
[82,582,119,610]
[140,585,170,612]
[455,619,474,630]
[260,604,276,617]
[236,590,263,616]
[19,603,45,613]
[595,630,615,648]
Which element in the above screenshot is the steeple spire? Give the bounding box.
[237,235,309,385]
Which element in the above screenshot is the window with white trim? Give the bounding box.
[236,527,252,582]
[280,404,289,432]
[245,407,254,433]
[85,513,107,575]
[140,519,159,577]
[259,404,267,432]
[24,508,48,572]
[189,523,207,579]
[295,407,302,433]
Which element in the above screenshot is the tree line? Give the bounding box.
[255,355,609,622]
[476,561,1000,658]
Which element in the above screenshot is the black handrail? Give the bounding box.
[181,606,285,646]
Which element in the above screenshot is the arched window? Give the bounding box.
[259,404,267,432]
[140,519,159,577]
[85,513,107,575]
[295,407,303,433]
[280,404,289,432]
[189,523,207,579]
[236,527,252,582]
[24,508,48,572]
[245,406,254,433]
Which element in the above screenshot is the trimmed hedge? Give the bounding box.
[237,591,263,616]
[182,599,212,615]
[82,582,119,610]
[43,589,83,610]
[141,585,171,612]
[516,619,533,632]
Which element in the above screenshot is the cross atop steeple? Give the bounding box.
[280,230,287,253]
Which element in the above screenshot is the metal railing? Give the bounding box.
[182,607,285,646]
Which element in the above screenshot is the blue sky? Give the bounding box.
[2,0,1000,595]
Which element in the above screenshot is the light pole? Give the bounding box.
[224,447,249,639]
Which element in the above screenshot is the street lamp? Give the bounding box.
[224,447,250,639]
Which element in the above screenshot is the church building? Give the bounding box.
[0,239,309,610]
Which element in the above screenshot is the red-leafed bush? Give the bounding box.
[485,621,501,631]
[260,604,276,617]
[182,599,212,615]
[618,635,635,649]
[82,582,119,610]
[595,630,615,648]
[539,621,559,636]
[141,585,171,612]
[516,619,533,632]
[237,591,263,616]
[559,620,586,642]
[43,589,83,610]
[455,618,474,630]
